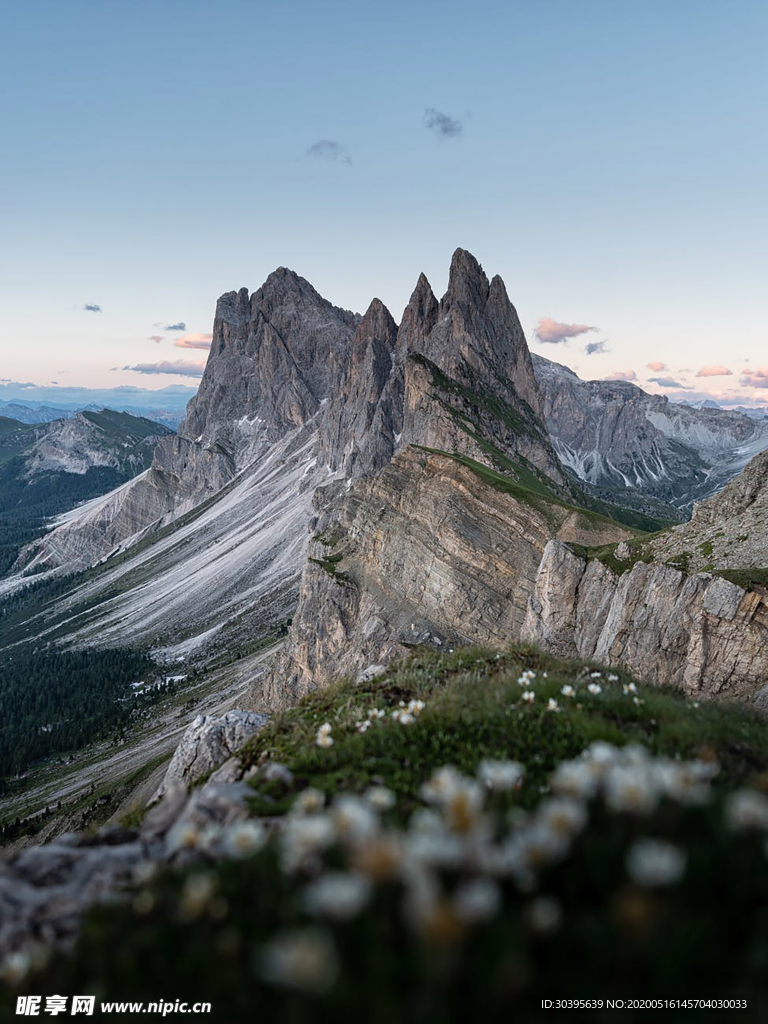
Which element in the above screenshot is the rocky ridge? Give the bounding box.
[532,354,768,515]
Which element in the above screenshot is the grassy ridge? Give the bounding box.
[9,645,768,1022]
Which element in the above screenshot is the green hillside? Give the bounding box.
[9,645,767,1022]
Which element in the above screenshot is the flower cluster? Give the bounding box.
[316,723,334,748]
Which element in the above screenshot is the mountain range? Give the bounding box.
[2,249,768,822]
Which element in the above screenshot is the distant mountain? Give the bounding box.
[531,354,768,516]
[0,384,197,428]
[0,410,171,574]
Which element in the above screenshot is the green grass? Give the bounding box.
[715,568,768,592]
[11,645,768,1022]
[309,551,352,584]
[416,446,637,538]
[239,644,768,819]
[80,408,172,439]
[568,538,657,576]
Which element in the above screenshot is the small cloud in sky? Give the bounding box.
[646,361,667,372]
[307,140,352,164]
[740,367,768,389]
[649,376,689,389]
[119,359,205,378]
[83,303,101,313]
[534,318,598,345]
[585,340,609,356]
[696,365,733,377]
[164,322,186,332]
[424,108,462,138]
[174,333,212,350]
[605,370,637,381]
[148,334,164,344]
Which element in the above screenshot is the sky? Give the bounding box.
[1,0,766,407]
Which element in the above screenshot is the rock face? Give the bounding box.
[154,710,268,799]
[0,767,264,960]
[317,298,401,480]
[651,448,768,572]
[523,540,768,705]
[264,448,634,707]
[532,354,768,515]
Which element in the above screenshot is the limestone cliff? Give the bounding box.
[522,540,768,708]
[263,447,634,706]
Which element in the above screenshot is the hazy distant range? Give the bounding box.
[0,382,198,428]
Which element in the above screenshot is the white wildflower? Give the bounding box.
[303,872,372,920]
[538,797,588,837]
[560,684,575,698]
[260,928,338,994]
[528,895,562,934]
[623,682,638,694]
[605,765,658,815]
[632,696,645,706]
[626,839,687,887]
[589,671,602,679]
[365,785,396,812]
[521,690,536,703]
[587,682,602,695]
[281,814,335,872]
[408,699,426,716]
[478,759,524,792]
[550,760,599,799]
[452,878,501,923]
[180,873,217,917]
[586,741,620,766]
[316,723,334,748]
[331,795,379,844]
[420,766,466,805]
[0,950,31,985]
[607,673,619,682]
[724,789,768,831]
[546,698,560,712]
[221,820,267,858]
[293,788,326,815]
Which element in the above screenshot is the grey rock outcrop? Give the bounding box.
[0,770,262,961]
[317,297,401,480]
[523,540,768,703]
[154,711,268,799]
[651,448,768,572]
[265,447,633,706]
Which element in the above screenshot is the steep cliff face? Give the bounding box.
[532,354,768,513]
[264,447,634,706]
[523,540,768,706]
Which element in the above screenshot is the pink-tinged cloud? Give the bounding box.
[174,333,213,350]
[646,361,667,372]
[605,370,637,381]
[534,318,598,345]
[148,334,164,344]
[123,359,206,378]
[696,365,732,378]
[740,367,768,389]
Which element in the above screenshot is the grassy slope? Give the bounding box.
[11,645,768,1022]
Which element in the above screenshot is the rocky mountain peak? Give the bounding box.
[441,247,490,312]
[182,266,359,452]
[317,297,400,479]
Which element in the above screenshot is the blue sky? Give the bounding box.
[1,0,766,405]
